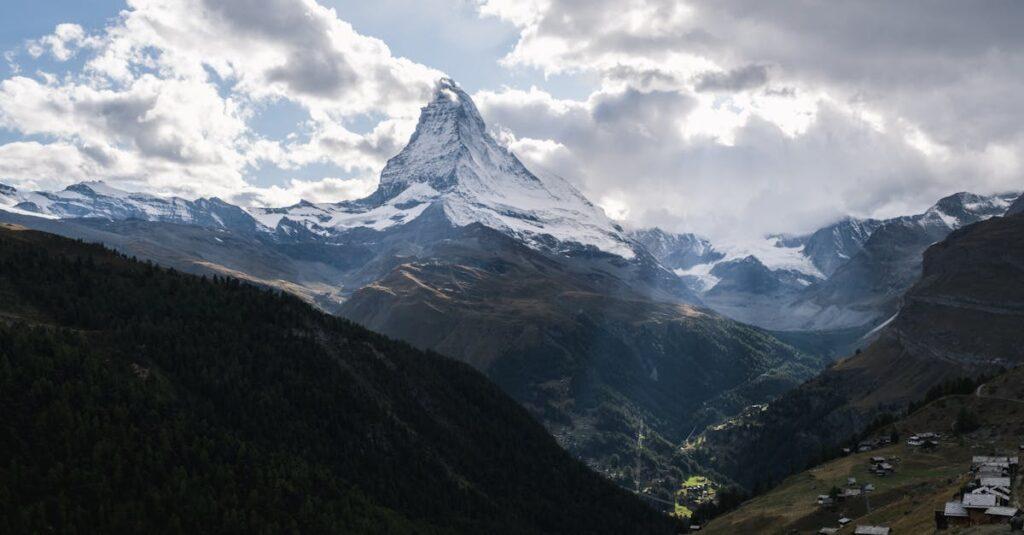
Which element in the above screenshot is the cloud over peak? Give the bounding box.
[0,0,1020,239]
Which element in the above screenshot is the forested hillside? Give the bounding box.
[0,224,679,534]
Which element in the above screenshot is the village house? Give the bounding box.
[938,453,1018,529]
[854,525,891,535]
[907,432,941,448]
[962,493,999,524]
[978,465,1010,479]
[939,501,970,529]
[963,493,998,509]
[870,458,895,476]
[972,456,1019,472]
[980,476,1012,488]
[985,506,1019,521]
[971,486,1011,505]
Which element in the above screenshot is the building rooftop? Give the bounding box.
[854,526,891,535]
[944,501,968,518]
[962,493,998,508]
[973,455,1019,465]
[985,506,1019,517]
[973,486,1010,500]
[979,477,1011,488]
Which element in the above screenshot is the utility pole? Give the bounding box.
[634,420,643,491]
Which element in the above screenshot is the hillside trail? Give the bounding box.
[974,383,1024,405]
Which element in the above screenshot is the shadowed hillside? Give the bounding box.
[0,224,679,534]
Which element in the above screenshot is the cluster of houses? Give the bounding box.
[906,432,940,449]
[816,474,889,534]
[937,455,1022,529]
[843,435,896,455]
[869,456,898,477]
[678,477,715,509]
[816,480,871,508]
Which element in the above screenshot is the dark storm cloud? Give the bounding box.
[694,65,769,92]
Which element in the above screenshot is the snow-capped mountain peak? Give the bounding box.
[920,191,1015,229]
[254,78,638,258]
[2,80,638,259]
[63,180,133,198]
[372,77,527,202]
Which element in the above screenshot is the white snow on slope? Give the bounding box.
[252,78,637,258]
[0,180,267,234]
[713,237,824,278]
[674,264,721,292]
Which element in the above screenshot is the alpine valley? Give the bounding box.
[1,78,1021,518]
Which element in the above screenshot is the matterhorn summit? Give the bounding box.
[253,78,637,258]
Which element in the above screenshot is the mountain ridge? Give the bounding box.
[637,190,1018,334]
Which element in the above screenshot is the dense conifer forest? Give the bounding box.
[0,225,679,534]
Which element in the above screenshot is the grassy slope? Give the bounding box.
[704,366,1024,534]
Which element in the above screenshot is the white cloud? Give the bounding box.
[0,0,445,205]
[476,82,1010,241]
[0,73,253,196]
[91,0,443,117]
[1,0,1021,242]
[26,23,101,61]
[237,175,378,207]
[476,0,1024,238]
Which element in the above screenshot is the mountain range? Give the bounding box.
[0,78,1020,507]
[635,191,1017,336]
[0,79,816,503]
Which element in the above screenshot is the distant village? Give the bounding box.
[804,430,1024,534]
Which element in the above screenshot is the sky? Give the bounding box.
[0,0,1021,241]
